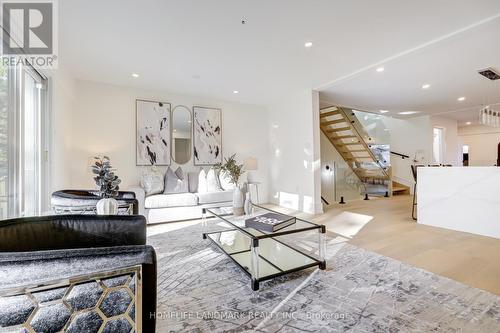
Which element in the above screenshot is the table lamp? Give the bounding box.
[244,157,258,182]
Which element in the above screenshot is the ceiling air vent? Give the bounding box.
[478,67,500,81]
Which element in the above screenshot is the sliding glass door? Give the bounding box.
[0,63,48,219]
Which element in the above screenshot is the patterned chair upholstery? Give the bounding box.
[0,215,157,332]
[51,190,139,215]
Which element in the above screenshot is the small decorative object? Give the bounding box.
[245,213,296,232]
[215,154,244,215]
[244,192,252,215]
[136,99,171,165]
[193,106,222,165]
[92,156,121,215]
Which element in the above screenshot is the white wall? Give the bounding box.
[320,132,336,204]
[49,68,76,193]
[268,90,322,214]
[383,116,432,186]
[57,80,270,202]
[459,124,500,166]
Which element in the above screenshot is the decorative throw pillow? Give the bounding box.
[140,169,164,196]
[174,167,189,193]
[163,167,186,194]
[197,169,208,193]
[188,172,199,193]
[219,170,236,191]
[206,168,221,192]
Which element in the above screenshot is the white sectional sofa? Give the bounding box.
[129,169,234,224]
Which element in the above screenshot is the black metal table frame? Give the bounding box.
[202,204,326,291]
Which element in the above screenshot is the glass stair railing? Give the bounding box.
[320,106,391,198]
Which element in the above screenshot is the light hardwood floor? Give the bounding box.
[311,195,500,296]
[148,195,500,295]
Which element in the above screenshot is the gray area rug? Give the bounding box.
[148,221,500,332]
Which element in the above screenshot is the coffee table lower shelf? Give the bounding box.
[203,228,326,291]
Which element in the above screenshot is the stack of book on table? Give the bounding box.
[244,212,296,232]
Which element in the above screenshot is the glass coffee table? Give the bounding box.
[202,204,326,291]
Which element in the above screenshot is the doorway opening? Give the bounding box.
[433,127,445,164]
[462,145,469,166]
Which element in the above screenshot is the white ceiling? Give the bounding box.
[60,0,500,107]
[319,15,500,125]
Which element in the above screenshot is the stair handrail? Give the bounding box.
[391,151,410,159]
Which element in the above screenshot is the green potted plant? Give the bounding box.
[215,154,245,215]
[92,156,121,214]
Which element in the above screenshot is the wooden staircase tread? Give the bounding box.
[321,107,391,183]
[341,149,368,153]
[324,126,351,132]
[339,142,362,146]
[321,119,348,126]
[331,135,357,139]
[319,110,341,117]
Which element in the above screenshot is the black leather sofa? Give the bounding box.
[51,190,139,215]
[0,214,156,332]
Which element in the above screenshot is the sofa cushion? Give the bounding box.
[140,169,164,196]
[163,167,188,194]
[206,168,221,192]
[175,167,189,192]
[197,169,208,193]
[196,190,233,205]
[145,193,198,209]
[188,172,199,193]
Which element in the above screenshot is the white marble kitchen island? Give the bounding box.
[417,166,500,239]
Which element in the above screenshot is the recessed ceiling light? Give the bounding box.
[304,42,313,48]
[398,111,420,115]
[379,110,389,113]
[422,84,430,89]
[132,73,139,78]
[233,90,239,94]
[376,67,385,72]
[457,96,466,101]
[465,121,472,125]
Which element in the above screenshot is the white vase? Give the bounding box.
[96,198,118,215]
[232,186,244,216]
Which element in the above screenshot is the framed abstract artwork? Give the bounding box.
[193,106,222,165]
[136,99,171,165]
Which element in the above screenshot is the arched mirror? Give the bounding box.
[171,105,192,164]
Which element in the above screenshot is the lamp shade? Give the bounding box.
[244,157,258,171]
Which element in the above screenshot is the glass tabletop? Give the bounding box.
[206,205,322,240]
[206,229,317,279]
